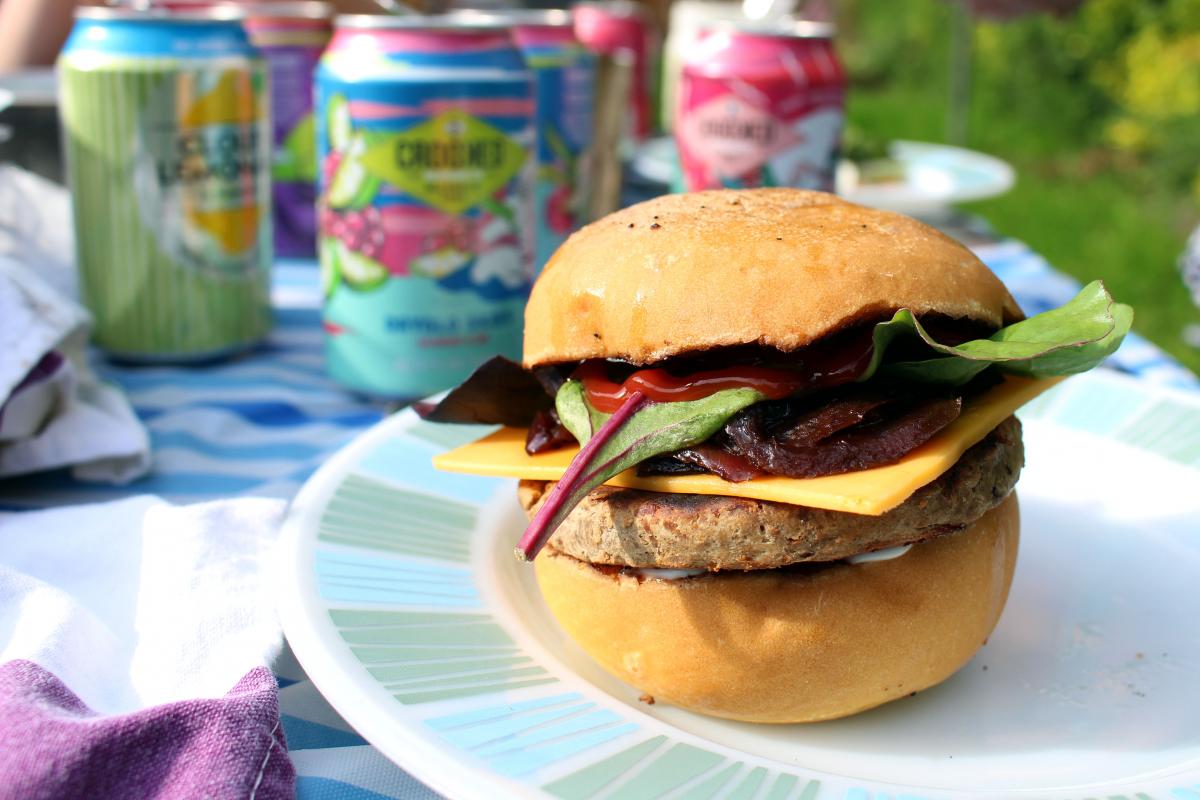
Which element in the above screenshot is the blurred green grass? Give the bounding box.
[841,0,1200,374]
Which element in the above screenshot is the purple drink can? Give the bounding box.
[316,15,535,399]
[241,2,333,259]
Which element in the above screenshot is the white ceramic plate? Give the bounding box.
[840,141,1015,216]
[278,369,1200,800]
[629,138,1015,216]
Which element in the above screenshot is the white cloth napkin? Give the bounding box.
[0,165,149,483]
[0,495,285,715]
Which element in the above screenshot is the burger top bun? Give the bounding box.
[523,188,1023,367]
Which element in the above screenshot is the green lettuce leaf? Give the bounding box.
[555,379,609,443]
[864,280,1133,385]
[516,387,762,560]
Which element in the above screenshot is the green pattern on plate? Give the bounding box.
[404,419,499,451]
[350,645,520,664]
[318,475,474,562]
[1114,400,1200,465]
[610,743,724,799]
[677,763,745,800]
[1013,380,1064,420]
[1019,374,1200,467]
[1033,378,1148,436]
[542,736,667,799]
[328,609,555,705]
[366,655,534,682]
[329,609,486,627]
[721,767,765,800]
[542,734,821,800]
[763,774,799,800]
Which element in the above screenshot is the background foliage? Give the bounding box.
[836,0,1200,372]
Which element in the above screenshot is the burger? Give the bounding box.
[422,188,1130,723]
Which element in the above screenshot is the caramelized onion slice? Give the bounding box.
[726,396,962,478]
[672,445,766,482]
[776,395,893,446]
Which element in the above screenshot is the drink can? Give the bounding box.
[58,8,272,362]
[677,20,845,192]
[573,1,656,143]
[462,10,594,274]
[316,15,535,399]
[241,2,333,259]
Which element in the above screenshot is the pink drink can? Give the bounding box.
[677,20,845,191]
[573,0,656,142]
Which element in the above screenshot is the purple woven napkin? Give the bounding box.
[0,660,294,800]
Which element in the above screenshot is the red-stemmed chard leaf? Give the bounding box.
[516,390,648,561]
[515,385,764,561]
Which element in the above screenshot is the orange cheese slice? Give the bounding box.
[433,375,1062,516]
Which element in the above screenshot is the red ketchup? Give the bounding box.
[574,330,876,414]
[575,363,802,413]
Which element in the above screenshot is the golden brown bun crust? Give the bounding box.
[534,493,1019,723]
[524,189,1022,367]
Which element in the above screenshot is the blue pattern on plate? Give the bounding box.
[316,549,481,607]
[422,691,642,780]
[356,434,501,504]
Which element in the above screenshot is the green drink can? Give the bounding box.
[58,8,273,362]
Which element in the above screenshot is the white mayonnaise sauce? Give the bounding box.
[628,544,914,581]
[844,544,913,565]
[630,567,709,581]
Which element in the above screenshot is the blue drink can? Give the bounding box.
[315,15,535,399]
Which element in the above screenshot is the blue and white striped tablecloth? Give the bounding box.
[5,241,1197,800]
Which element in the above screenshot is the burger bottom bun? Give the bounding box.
[533,493,1020,724]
